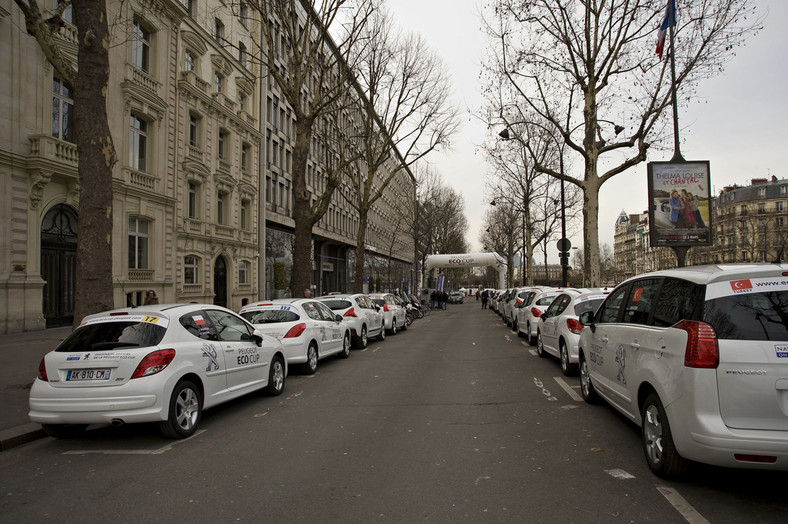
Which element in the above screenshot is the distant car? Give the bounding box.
[29,304,287,439]
[368,293,407,335]
[317,294,385,348]
[508,287,542,330]
[577,264,788,477]
[535,289,609,375]
[448,291,464,304]
[516,288,568,345]
[239,298,351,374]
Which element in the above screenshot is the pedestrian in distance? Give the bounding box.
[430,290,437,310]
[481,290,488,309]
[303,288,311,298]
[144,290,159,305]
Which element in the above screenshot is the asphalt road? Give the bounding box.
[2,301,787,523]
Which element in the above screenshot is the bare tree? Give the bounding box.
[256,0,376,295]
[15,0,117,325]
[480,203,519,285]
[346,7,460,292]
[483,0,762,286]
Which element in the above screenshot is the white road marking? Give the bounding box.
[605,469,635,479]
[657,486,711,524]
[62,430,206,455]
[554,376,583,401]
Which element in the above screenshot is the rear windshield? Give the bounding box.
[240,310,300,324]
[56,321,166,352]
[321,299,352,310]
[573,298,604,317]
[705,290,788,341]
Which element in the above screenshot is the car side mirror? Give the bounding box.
[252,330,264,347]
[542,311,550,319]
[335,314,343,322]
[579,311,595,333]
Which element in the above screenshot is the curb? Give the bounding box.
[0,423,46,452]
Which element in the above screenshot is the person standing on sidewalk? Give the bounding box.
[481,290,489,309]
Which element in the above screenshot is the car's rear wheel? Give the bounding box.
[160,380,201,439]
[354,325,368,349]
[579,352,599,404]
[389,319,398,335]
[536,332,547,358]
[303,343,318,374]
[339,332,351,359]
[265,356,285,396]
[527,323,536,346]
[560,340,577,376]
[642,393,687,478]
[42,423,87,439]
[512,318,518,333]
[377,323,386,341]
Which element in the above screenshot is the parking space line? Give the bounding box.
[554,376,582,402]
[657,487,710,524]
[62,430,206,455]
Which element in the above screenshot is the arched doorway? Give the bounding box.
[41,203,78,327]
[213,255,227,307]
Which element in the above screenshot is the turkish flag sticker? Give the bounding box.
[730,280,753,291]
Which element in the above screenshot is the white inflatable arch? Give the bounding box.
[424,252,508,289]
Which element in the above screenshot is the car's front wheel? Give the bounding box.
[159,380,201,439]
[339,332,351,359]
[377,323,386,341]
[389,319,398,335]
[642,393,687,478]
[303,343,318,374]
[536,332,547,358]
[354,325,368,349]
[265,356,285,396]
[42,423,87,439]
[579,352,599,404]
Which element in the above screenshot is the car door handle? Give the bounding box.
[631,342,641,351]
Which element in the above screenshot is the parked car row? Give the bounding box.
[487,263,788,478]
[30,291,421,440]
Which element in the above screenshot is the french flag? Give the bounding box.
[656,0,676,60]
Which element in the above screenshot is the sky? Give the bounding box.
[386,0,788,261]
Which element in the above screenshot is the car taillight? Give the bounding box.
[131,349,176,379]
[284,322,307,338]
[566,318,583,335]
[344,307,358,318]
[531,307,541,318]
[38,358,48,382]
[383,304,389,312]
[675,320,719,369]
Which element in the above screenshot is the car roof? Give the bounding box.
[621,263,788,286]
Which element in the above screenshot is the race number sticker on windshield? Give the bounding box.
[706,277,788,300]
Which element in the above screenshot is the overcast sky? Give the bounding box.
[386,0,788,260]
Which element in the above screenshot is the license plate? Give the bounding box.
[66,369,111,381]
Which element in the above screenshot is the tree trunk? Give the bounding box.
[290,120,315,297]
[353,212,369,293]
[72,0,115,326]
[583,175,602,287]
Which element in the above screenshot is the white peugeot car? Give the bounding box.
[29,304,287,439]
[577,264,788,477]
[239,298,351,374]
[317,294,385,348]
[368,293,407,335]
[536,289,609,376]
[516,288,568,345]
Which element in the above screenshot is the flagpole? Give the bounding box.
[668,3,684,163]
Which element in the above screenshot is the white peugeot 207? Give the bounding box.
[29,304,287,439]
[577,264,788,477]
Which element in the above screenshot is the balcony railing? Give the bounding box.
[128,269,154,282]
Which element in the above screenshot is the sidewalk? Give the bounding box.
[0,326,72,450]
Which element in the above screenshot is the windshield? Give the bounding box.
[573,298,605,317]
[704,290,788,341]
[321,299,352,310]
[240,309,300,324]
[56,321,166,352]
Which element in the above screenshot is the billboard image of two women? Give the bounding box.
[647,161,712,246]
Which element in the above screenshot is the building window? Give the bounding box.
[238,91,247,112]
[241,142,250,173]
[742,251,748,261]
[52,76,73,143]
[240,200,249,230]
[214,72,224,93]
[214,18,224,43]
[129,113,148,171]
[131,19,151,73]
[217,191,227,224]
[54,0,73,23]
[238,1,248,26]
[218,129,229,160]
[758,187,767,197]
[777,217,785,228]
[184,49,195,71]
[187,182,200,219]
[777,201,784,212]
[758,202,766,213]
[239,260,249,284]
[181,0,193,16]
[189,113,200,148]
[128,217,149,270]
[184,255,199,284]
[238,41,247,68]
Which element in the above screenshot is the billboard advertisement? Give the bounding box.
[647,161,712,247]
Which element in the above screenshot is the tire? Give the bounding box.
[512,318,518,333]
[416,308,424,319]
[354,325,368,349]
[303,343,318,374]
[377,323,386,341]
[536,331,547,358]
[159,380,202,439]
[339,332,351,359]
[389,319,398,336]
[265,356,285,396]
[42,424,87,439]
[527,324,536,346]
[402,314,409,330]
[579,352,600,404]
[560,340,577,376]
[642,393,687,478]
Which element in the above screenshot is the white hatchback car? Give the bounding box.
[577,264,788,477]
[368,293,407,335]
[536,289,609,376]
[516,288,568,345]
[317,294,385,348]
[29,304,287,439]
[240,299,351,374]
